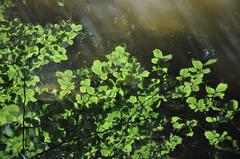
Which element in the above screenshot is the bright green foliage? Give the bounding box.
[0,2,240,158]
[56,70,76,98]
[151,49,173,65]
[53,46,240,158]
[174,59,212,98]
[91,60,108,80]
[160,135,183,156]
[0,104,21,126]
[0,0,14,21]
[1,42,240,158]
[204,59,218,66]
[205,131,239,151]
[0,3,82,157]
[192,60,203,70]
[57,0,65,7]
[171,116,197,137]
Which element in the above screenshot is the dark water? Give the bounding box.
[18,0,240,98]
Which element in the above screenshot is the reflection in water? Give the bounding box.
[20,0,240,96]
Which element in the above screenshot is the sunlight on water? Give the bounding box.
[20,0,240,95]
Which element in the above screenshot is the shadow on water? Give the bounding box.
[17,0,240,98]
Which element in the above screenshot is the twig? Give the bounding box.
[22,70,27,155]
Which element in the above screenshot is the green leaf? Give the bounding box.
[180,68,189,77]
[101,122,112,130]
[0,104,20,126]
[92,60,103,75]
[141,71,150,77]
[26,89,37,102]
[171,116,180,123]
[206,86,215,94]
[215,92,225,99]
[89,96,98,104]
[57,0,65,7]
[183,85,191,96]
[0,151,9,159]
[0,33,10,43]
[100,73,108,80]
[76,94,81,103]
[225,110,234,120]
[202,68,211,74]
[87,87,95,95]
[192,60,203,70]
[27,76,40,87]
[186,120,198,127]
[115,46,125,54]
[173,123,184,130]
[151,58,159,64]
[216,83,228,93]
[186,97,197,104]
[205,59,217,66]
[153,49,163,58]
[71,24,82,32]
[124,144,132,153]
[186,131,194,137]
[101,148,113,157]
[80,86,87,93]
[231,100,238,111]
[128,96,137,103]
[206,117,217,123]
[65,70,73,77]
[162,54,173,61]
[0,12,4,21]
[205,131,216,140]
[60,90,68,98]
[81,79,91,86]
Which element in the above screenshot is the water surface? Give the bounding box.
[20,0,240,97]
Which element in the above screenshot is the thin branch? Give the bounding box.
[22,70,27,155]
[31,86,160,158]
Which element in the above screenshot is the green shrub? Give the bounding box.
[0,1,239,158]
[1,41,240,158]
